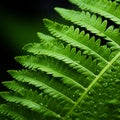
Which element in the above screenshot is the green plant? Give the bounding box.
[0,0,120,119]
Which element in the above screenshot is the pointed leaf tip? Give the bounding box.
[54,7,66,14]
[22,43,33,51]
[7,70,15,74]
[43,18,52,24]
[43,18,54,27]
[54,7,61,11]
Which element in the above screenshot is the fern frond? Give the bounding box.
[0,104,27,120]
[8,70,76,104]
[68,54,120,120]
[62,51,120,120]
[0,91,61,119]
[2,81,27,94]
[69,0,120,25]
[1,0,120,119]
[55,8,120,49]
[44,19,111,62]
[23,42,98,76]
[15,55,88,90]
[37,32,56,44]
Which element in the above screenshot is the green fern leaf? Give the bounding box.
[23,41,99,76]
[15,55,87,90]
[0,0,120,120]
[0,104,27,120]
[55,7,120,49]
[8,70,76,104]
[0,91,61,119]
[44,19,111,62]
[2,81,30,96]
[69,0,120,25]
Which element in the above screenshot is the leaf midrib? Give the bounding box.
[27,47,96,77]
[35,64,86,90]
[63,51,120,120]
[47,24,109,64]
[1,93,60,118]
[65,11,120,49]
[15,74,75,104]
[19,56,86,90]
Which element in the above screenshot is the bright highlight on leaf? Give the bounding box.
[0,0,120,120]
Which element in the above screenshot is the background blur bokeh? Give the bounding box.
[0,0,73,90]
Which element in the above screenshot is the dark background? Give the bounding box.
[0,0,73,90]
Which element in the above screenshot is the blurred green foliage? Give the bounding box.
[0,13,45,54]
